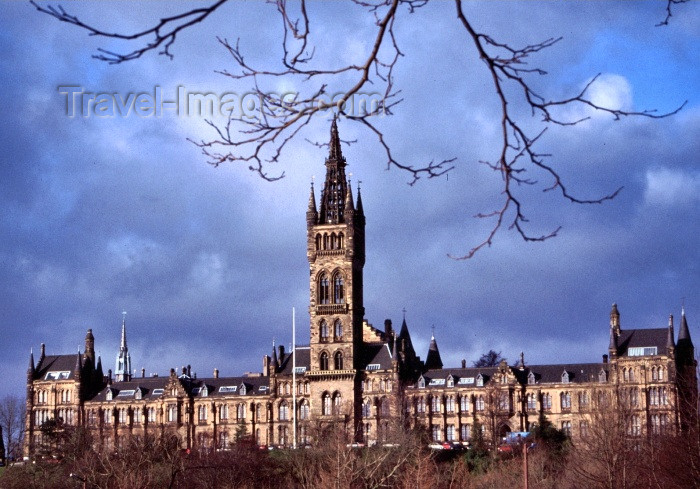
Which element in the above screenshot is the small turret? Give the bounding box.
[306,182,318,228]
[74,349,82,381]
[667,314,675,356]
[27,349,35,382]
[425,332,443,370]
[271,340,279,373]
[610,303,621,337]
[676,307,694,366]
[84,329,95,364]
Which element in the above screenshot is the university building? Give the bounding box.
[23,121,696,456]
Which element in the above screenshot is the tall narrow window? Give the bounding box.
[334,351,343,370]
[561,392,571,410]
[334,319,343,339]
[315,234,322,250]
[333,392,342,415]
[320,352,329,371]
[333,274,344,304]
[320,320,329,341]
[322,393,332,415]
[319,274,330,304]
[279,401,289,421]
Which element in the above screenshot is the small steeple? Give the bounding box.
[328,116,343,161]
[678,307,692,345]
[610,303,621,336]
[518,351,525,370]
[425,330,443,370]
[344,180,355,213]
[27,348,35,380]
[95,355,104,384]
[356,182,365,219]
[306,181,318,227]
[115,311,132,382]
[271,339,279,371]
[74,349,82,380]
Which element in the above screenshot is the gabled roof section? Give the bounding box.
[617,328,668,356]
[34,354,81,381]
[360,343,393,371]
[279,346,311,375]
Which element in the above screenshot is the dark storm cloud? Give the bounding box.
[1,1,698,400]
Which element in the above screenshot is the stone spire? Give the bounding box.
[425,331,443,370]
[306,181,318,227]
[27,349,35,381]
[676,307,694,365]
[356,182,365,220]
[271,340,279,372]
[344,179,355,213]
[115,312,132,382]
[667,314,675,354]
[319,118,348,224]
[74,349,82,381]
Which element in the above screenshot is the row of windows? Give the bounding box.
[319,351,344,370]
[277,381,311,396]
[314,232,345,251]
[361,378,393,393]
[34,389,72,405]
[318,273,344,305]
[319,319,343,341]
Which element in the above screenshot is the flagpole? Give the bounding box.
[292,306,297,449]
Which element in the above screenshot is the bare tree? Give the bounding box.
[0,395,25,462]
[30,1,688,257]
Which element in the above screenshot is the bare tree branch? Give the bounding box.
[32,0,688,258]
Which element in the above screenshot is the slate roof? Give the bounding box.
[522,363,607,384]
[616,328,668,356]
[360,343,393,370]
[417,367,498,389]
[92,377,170,402]
[34,354,80,381]
[279,346,311,375]
[188,375,270,397]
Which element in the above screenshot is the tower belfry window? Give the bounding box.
[319,274,330,304]
[320,352,329,371]
[334,319,343,339]
[333,274,344,304]
[320,320,329,341]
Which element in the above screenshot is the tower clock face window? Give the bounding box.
[319,274,330,304]
[333,274,344,304]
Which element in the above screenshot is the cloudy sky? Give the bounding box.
[1,1,698,400]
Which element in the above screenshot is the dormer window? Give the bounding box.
[135,389,142,400]
[527,372,536,385]
[418,376,425,389]
[106,389,113,401]
[446,375,454,388]
[476,374,484,387]
[239,384,246,395]
[561,371,570,383]
[201,385,209,397]
[598,369,608,383]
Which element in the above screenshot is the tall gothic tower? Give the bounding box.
[306,119,365,426]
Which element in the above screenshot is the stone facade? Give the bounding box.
[23,122,696,457]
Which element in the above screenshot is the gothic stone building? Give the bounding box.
[24,121,697,456]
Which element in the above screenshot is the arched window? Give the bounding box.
[460,395,470,412]
[315,234,322,250]
[623,367,629,382]
[542,393,552,410]
[323,233,329,250]
[320,352,329,371]
[299,400,309,420]
[658,366,664,381]
[334,319,343,339]
[629,368,635,382]
[380,397,390,417]
[476,396,484,411]
[334,351,343,370]
[527,393,537,411]
[651,366,657,381]
[330,233,337,249]
[322,393,332,415]
[446,396,455,413]
[279,401,289,421]
[338,233,344,249]
[320,320,329,341]
[333,274,344,304]
[561,392,571,410]
[237,403,246,420]
[416,397,426,414]
[362,399,372,418]
[333,392,342,415]
[319,274,330,304]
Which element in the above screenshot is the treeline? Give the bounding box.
[2,411,699,488]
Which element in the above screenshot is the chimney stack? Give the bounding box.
[602,354,608,363]
[214,368,219,379]
[461,359,466,368]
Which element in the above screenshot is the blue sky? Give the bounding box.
[1,1,698,399]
